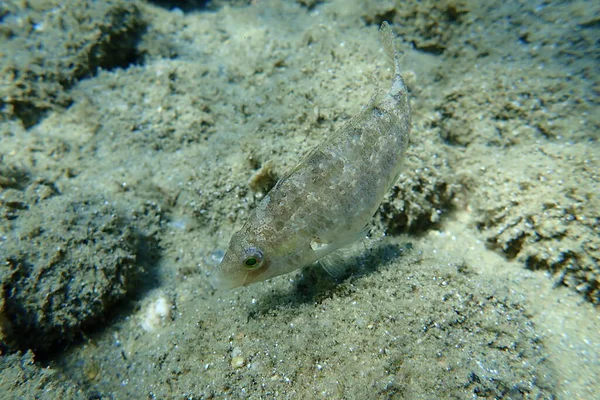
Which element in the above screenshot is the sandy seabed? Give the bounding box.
[0,0,598,398]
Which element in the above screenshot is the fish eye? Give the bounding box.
[242,247,264,270]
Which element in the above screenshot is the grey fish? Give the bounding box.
[216,22,411,289]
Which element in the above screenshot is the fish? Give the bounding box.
[215,22,411,289]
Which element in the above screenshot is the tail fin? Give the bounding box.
[380,21,401,78]
[378,21,409,113]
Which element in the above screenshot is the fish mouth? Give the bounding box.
[212,267,259,290]
[212,270,241,290]
[213,267,270,290]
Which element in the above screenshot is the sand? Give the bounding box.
[1,0,598,398]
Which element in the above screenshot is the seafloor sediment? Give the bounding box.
[0,0,598,398]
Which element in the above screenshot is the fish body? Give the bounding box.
[216,22,411,288]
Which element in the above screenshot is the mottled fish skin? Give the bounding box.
[216,22,411,289]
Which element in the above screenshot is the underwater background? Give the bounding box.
[0,0,598,398]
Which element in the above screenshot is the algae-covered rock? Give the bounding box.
[0,191,141,353]
[472,142,600,304]
[360,0,470,53]
[0,0,145,127]
[378,138,461,234]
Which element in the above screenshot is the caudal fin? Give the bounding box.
[380,21,401,78]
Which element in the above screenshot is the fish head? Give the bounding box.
[214,226,313,289]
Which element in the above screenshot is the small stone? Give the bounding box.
[231,356,245,369]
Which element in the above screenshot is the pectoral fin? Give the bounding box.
[310,225,370,278]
